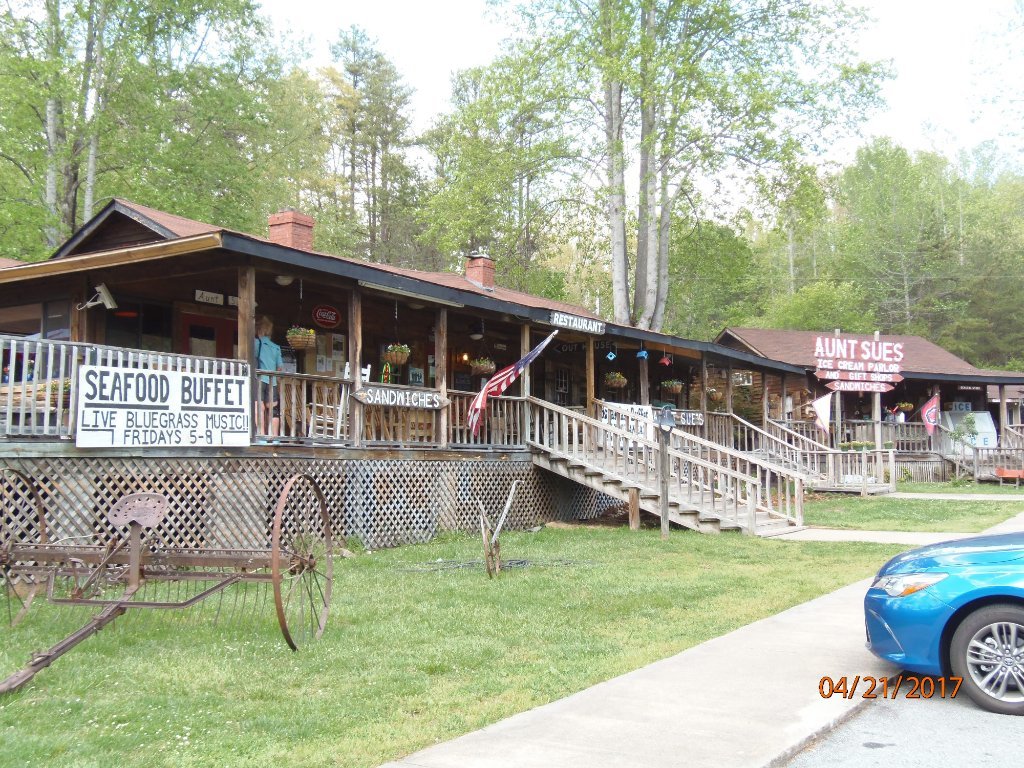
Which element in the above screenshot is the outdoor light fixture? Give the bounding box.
[78,283,117,311]
[274,275,295,287]
[469,319,485,341]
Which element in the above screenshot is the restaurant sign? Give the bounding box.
[351,386,449,409]
[549,311,605,336]
[814,335,903,392]
[76,366,250,448]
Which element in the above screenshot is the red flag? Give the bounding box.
[467,331,558,436]
[922,394,940,435]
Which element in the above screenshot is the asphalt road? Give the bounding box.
[784,678,1022,767]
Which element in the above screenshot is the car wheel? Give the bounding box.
[950,604,1024,716]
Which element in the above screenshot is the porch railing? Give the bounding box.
[1,335,246,440]
[531,398,803,531]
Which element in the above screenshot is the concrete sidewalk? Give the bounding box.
[380,511,1024,768]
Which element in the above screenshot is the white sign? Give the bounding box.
[813,335,903,374]
[549,311,606,336]
[351,386,448,409]
[76,366,250,448]
[194,289,224,305]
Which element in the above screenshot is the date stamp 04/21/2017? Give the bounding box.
[819,675,963,700]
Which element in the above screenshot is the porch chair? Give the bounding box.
[308,380,345,440]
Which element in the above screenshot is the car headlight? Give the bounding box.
[871,572,948,598]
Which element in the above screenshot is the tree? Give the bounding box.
[328,27,420,263]
[419,59,573,291]
[0,0,313,260]
[487,0,885,329]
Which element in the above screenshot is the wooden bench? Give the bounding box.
[994,467,1024,486]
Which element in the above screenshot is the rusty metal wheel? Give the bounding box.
[271,474,333,650]
[1,469,47,625]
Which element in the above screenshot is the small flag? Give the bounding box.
[811,392,832,435]
[467,331,558,436]
[922,394,940,435]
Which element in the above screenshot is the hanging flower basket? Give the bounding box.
[286,326,317,349]
[706,387,724,403]
[605,371,628,389]
[470,357,496,376]
[662,379,683,394]
[896,402,914,413]
[383,343,410,366]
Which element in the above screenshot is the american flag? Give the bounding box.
[467,330,558,436]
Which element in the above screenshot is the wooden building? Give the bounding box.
[0,200,810,542]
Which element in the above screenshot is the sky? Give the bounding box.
[260,0,1023,164]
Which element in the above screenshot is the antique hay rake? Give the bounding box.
[0,469,334,694]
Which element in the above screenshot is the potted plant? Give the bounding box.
[286,325,316,349]
[383,342,410,366]
[838,442,852,451]
[706,387,724,403]
[662,378,683,394]
[896,401,914,413]
[470,356,496,376]
[883,440,895,449]
[604,371,627,389]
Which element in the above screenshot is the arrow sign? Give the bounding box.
[815,370,904,384]
[825,380,894,393]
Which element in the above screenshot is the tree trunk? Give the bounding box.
[635,1,659,329]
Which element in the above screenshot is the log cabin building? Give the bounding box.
[0,200,810,543]
[2,201,1023,546]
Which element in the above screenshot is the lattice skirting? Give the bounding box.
[1,454,619,551]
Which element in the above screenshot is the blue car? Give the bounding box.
[865,531,1024,715]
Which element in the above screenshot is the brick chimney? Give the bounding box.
[268,208,314,251]
[465,250,495,289]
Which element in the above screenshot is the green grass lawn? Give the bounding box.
[803,491,1024,532]
[0,528,901,768]
[898,481,1024,495]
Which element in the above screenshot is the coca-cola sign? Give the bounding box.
[312,304,342,329]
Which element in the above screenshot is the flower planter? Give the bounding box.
[382,349,409,366]
[662,382,683,394]
[605,374,628,389]
[707,390,724,403]
[471,360,496,376]
[286,328,316,350]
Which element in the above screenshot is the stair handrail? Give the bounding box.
[529,398,803,530]
[764,417,832,453]
[596,400,807,480]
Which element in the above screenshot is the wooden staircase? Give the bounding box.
[527,398,804,535]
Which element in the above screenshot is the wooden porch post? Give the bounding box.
[237,266,256,364]
[999,384,1008,445]
[725,361,734,414]
[521,324,532,439]
[349,289,364,447]
[237,266,256,438]
[436,308,448,447]
[700,357,708,439]
[761,369,769,425]
[586,337,595,417]
[872,392,882,449]
[638,357,650,406]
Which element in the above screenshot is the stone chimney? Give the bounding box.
[465,250,495,289]
[268,208,314,251]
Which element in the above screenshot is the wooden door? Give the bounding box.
[177,311,238,359]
